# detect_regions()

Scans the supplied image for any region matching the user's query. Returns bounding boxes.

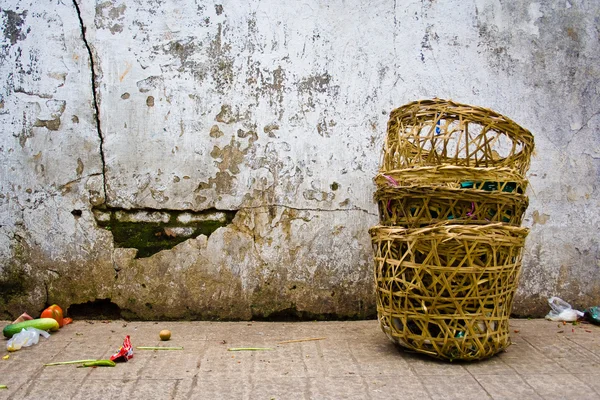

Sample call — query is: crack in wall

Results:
[73,0,107,204]
[59,172,103,190]
[239,204,378,217]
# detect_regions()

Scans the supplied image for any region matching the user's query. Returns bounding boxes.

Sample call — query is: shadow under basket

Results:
[370,224,529,361]
[375,184,529,227]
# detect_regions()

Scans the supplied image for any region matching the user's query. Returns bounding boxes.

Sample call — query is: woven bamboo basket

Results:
[374,165,529,193]
[382,99,535,176]
[370,224,529,361]
[375,184,529,227]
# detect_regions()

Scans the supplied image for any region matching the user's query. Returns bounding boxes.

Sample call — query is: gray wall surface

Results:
[0,0,598,319]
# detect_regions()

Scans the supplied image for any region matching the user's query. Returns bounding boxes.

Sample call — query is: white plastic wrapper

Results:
[7,328,51,352]
[545,296,584,322]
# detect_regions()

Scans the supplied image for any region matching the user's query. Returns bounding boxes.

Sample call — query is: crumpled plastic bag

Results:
[7,328,51,352]
[110,335,133,362]
[545,296,584,322]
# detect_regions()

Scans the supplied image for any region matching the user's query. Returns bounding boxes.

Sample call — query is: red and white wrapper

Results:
[110,335,134,362]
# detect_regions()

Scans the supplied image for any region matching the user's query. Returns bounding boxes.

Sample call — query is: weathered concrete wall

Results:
[0,0,598,319]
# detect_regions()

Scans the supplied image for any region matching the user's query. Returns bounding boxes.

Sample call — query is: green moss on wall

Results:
[0,265,27,304]
[94,207,237,258]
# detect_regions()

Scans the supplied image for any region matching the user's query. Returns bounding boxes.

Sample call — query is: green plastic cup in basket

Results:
[370,223,529,361]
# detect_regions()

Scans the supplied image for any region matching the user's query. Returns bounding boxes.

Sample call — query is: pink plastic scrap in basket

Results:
[382,175,399,214]
[382,175,399,187]
[466,202,475,217]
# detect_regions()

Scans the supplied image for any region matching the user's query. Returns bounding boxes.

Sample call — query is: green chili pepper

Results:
[44,359,98,366]
[77,360,116,368]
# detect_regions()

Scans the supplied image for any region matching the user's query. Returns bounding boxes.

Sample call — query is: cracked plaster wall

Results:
[0,0,599,319]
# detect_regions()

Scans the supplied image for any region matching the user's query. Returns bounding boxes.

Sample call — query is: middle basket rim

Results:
[369,222,530,242]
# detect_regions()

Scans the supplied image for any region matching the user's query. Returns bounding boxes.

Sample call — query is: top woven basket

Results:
[382,99,535,176]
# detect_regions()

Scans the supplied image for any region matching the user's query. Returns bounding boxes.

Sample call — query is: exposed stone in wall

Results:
[108,206,375,320]
[0,0,599,319]
[93,207,237,258]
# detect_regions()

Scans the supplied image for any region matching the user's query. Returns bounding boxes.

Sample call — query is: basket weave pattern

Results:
[375,185,529,227]
[371,225,528,360]
[374,166,529,192]
[372,98,533,361]
[382,99,534,176]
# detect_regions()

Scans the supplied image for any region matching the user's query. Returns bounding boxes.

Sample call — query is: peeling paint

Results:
[137,76,163,93]
[94,2,126,34]
[209,124,224,138]
[196,171,235,196]
[215,104,248,124]
[209,137,248,175]
[2,9,28,45]
[263,123,279,138]
[532,210,550,225]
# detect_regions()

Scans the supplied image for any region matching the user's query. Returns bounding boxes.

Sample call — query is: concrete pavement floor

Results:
[1,319,600,399]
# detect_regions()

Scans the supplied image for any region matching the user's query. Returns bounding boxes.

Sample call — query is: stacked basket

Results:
[370,99,534,361]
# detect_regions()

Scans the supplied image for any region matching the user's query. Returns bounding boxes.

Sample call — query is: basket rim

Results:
[377,165,529,178]
[383,98,535,177]
[374,166,529,190]
[369,222,530,238]
[387,98,534,148]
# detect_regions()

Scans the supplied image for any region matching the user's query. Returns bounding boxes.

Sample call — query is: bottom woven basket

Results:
[370,224,529,361]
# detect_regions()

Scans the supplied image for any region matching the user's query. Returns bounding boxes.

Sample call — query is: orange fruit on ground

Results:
[159,329,171,341]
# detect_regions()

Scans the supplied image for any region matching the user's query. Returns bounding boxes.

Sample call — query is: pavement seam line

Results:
[465,366,495,399]
[563,333,600,361]
[184,342,207,398]
[520,335,599,394]
[169,379,181,399]
[347,342,374,400]
[402,355,434,400]
[14,340,73,399]
[502,337,570,397]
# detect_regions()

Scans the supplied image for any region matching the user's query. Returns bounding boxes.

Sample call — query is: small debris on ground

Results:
[278,337,327,344]
[12,313,33,324]
[110,336,134,362]
[136,346,184,350]
[227,347,272,351]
